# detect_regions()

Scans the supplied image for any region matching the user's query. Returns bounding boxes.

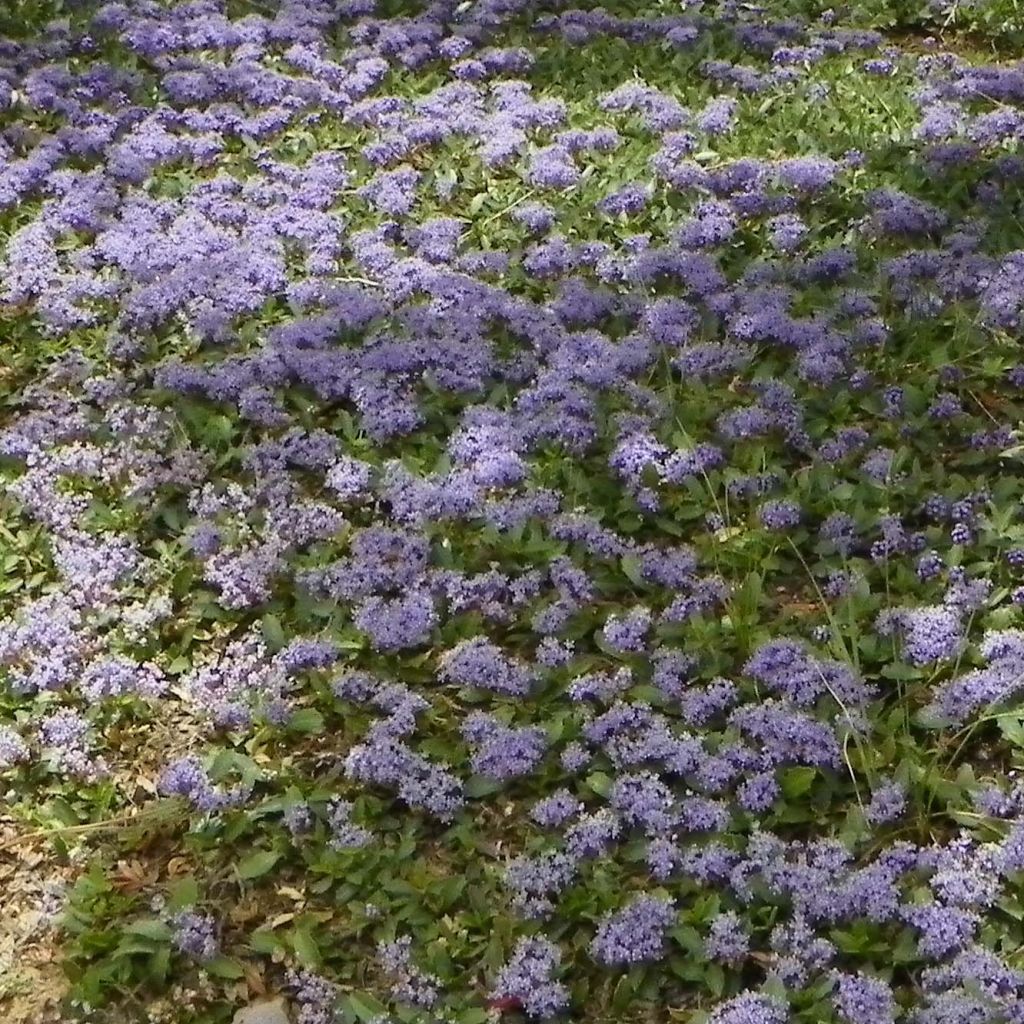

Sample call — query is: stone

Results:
[232,997,290,1024]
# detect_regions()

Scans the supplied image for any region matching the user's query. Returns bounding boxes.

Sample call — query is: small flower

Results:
[170,910,218,962]
[758,500,802,530]
[951,523,972,546]
[865,781,906,825]
[917,550,944,580]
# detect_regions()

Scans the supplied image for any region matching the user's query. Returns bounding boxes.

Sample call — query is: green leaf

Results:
[780,766,817,800]
[290,926,321,968]
[734,571,763,618]
[998,715,1024,747]
[620,554,646,588]
[204,955,245,979]
[237,850,281,880]
[166,876,199,912]
[115,940,162,961]
[147,946,171,984]
[345,992,388,1022]
[669,924,703,956]
[612,968,644,1011]
[249,930,283,955]
[289,708,325,734]
[47,797,80,828]
[261,614,286,652]
[763,973,789,1003]
[167,654,190,675]
[914,707,953,730]
[464,775,502,798]
[210,749,261,785]
[881,662,920,681]
[125,918,172,941]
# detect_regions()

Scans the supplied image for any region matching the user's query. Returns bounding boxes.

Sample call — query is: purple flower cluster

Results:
[158,755,252,812]
[377,936,441,1008]
[589,894,676,965]
[38,708,108,780]
[928,630,1024,724]
[490,937,569,1018]
[0,726,29,768]
[286,969,339,1024]
[439,637,537,696]
[170,910,219,963]
[462,712,548,780]
[326,798,371,849]
[877,605,964,666]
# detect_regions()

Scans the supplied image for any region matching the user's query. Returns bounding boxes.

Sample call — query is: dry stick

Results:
[464,188,538,240]
[335,275,382,288]
[0,811,138,853]
[784,536,857,669]
[968,388,1001,426]
[783,537,870,806]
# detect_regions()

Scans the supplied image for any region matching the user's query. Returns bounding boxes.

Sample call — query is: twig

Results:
[968,388,1000,426]
[0,812,137,853]
[335,275,382,288]
[464,189,538,239]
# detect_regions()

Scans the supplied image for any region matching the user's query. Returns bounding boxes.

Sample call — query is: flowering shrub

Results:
[4,1,1024,1022]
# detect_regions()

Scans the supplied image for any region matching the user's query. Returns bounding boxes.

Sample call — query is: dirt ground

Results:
[0,822,75,1024]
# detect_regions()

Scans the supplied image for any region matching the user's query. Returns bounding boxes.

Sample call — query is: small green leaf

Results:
[261,614,286,652]
[204,955,245,979]
[289,708,325,734]
[780,767,816,800]
[148,946,171,983]
[345,992,388,1022]
[881,662,920,681]
[585,772,612,797]
[999,715,1024,747]
[115,937,163,957]
[914,707,953,730]
[763,973,789,1003]
[464,775,502,798]
[249,930,283,955]
[612,968,644,1011]
[620,554,646,588]
[125,918,172,941]
[735,571,763,618]
[166,876,199,912]
[47,797,80,828]
[290,926,321,968]
[237,850,281,880]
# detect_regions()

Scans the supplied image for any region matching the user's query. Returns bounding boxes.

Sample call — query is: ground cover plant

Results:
[5,0,1024,1022]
